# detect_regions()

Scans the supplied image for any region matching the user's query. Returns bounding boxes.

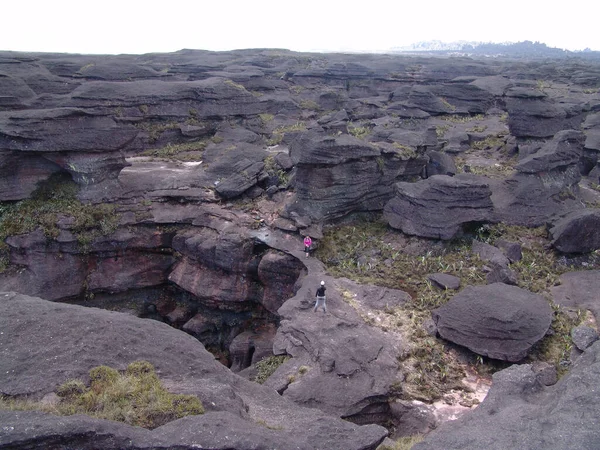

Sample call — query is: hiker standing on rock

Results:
[314,281,327,313]
[303,235,312,257]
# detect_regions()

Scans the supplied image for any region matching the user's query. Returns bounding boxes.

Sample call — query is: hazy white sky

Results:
[2,0,598,54]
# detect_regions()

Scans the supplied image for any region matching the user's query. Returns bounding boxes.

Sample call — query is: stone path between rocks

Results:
[249,227,351,320]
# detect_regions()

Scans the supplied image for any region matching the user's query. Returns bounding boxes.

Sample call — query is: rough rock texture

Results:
[287,131,428,221]
[432,283,553,361]
[549,208,600,253]
[506,88,586,138]
[266,273,406,423]
[571,326,599,351]
[427,273,461,290]
[384,174,495,240]
[414,343,600,450]
[0,292,387,450]
[551,270,600,321]
[2,49,600,446]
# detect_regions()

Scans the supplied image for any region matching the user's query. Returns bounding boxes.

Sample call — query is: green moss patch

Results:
[0,361,204,429]
[0,174,119,266]
[254,355,290,384]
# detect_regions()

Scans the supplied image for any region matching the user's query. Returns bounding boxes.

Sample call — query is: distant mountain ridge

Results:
[391,40,600,59]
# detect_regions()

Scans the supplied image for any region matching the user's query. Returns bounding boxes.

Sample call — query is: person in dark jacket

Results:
[314,280,327,313]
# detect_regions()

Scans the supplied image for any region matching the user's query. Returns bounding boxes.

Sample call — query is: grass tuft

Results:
[254,355,290,384]
[0,361,203,429]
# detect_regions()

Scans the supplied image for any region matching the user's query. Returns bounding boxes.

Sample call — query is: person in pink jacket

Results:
[303,235,312,257]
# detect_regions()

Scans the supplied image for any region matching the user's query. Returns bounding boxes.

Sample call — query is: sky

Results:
[1,0,598,55]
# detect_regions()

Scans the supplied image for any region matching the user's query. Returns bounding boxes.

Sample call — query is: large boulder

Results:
[384,174,495,240]
[432,283,553,361]
[413,343,600,450]
[0,292,387,450]
[549,208,600,253]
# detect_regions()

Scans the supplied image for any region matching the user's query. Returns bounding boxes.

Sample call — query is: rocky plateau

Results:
[1,48,600,449]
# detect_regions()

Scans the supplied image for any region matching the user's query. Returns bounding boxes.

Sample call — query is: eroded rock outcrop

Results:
[0,291,387,450]
[384,174,495,240]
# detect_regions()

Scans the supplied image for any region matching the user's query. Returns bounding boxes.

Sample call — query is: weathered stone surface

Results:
[506,95,584,139]
[384,174,495,240]
[0,292,387,450]
[516,129,584,173]
[0,108,138,152]
[493,166,583,227]
[424,150,457,177]
[270,276,404,423]
[432,283,553,361]
[551,270,600,320]
[289,131,427,220]
[0,151,61,201]
[168,257,259,309]
[485,266,518,285]
[549,209,600,253]
[257,249,305,314]
[427,273,461,290]
[571,325,599,351]
[532,361,558,386]
[414,344,600,450]
[495,239,522,262]
[471,240,510,268]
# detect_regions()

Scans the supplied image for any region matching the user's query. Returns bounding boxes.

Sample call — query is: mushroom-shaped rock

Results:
[384,174,494,240]
[549,209,600,254]
[432,283,552,362]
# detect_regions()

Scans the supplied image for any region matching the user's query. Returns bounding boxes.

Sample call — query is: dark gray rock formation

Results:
[384,174,495,240]
[494,239,522,262]
[427,273,461,290]
[506,88,586,138]
[432,283,553,361]
[424,150,457,177]
[471,240,510,267]
[516,129,584,173]
[549,208,600,253]
[551,270,600,321]
[267,276,404,423]
[288,131,427,220]
[571,326,599,351]
[493,130,586,227]
[0,292,387,450]
[413,343,600,450]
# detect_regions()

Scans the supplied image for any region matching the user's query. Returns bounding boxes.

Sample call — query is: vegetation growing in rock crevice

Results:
[0,173,120,269]
[254,355,290,384]
[0,361,204,429]
[140,140,207,161]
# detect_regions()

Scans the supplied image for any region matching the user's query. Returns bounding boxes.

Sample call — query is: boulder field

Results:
[1,49,600,448]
